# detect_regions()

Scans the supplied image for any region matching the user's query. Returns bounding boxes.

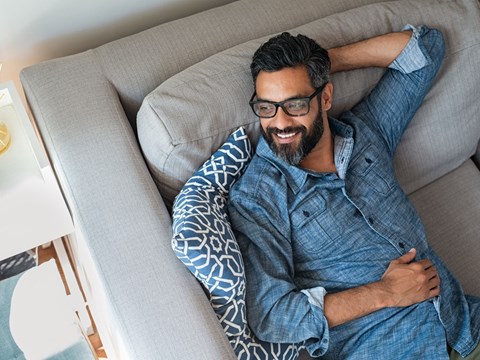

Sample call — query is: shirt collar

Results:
[256,117,354,194]
[332,119,355,180]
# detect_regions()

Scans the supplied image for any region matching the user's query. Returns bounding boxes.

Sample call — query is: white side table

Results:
[0,81,93,335]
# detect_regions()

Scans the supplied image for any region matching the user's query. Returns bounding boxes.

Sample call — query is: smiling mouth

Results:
[265,126,306,145]
[274,131,299,143]
[276,132,297,139]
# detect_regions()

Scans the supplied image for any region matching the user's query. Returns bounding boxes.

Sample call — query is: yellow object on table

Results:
[0,122,11,154]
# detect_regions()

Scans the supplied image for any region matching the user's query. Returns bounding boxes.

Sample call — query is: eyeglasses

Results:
[249,83,326,118]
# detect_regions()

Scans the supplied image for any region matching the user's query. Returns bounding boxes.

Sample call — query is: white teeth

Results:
[276,132,296,139]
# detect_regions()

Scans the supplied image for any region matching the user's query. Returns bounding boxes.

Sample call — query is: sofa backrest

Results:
[137,0,480,208]
[90,0,383,128]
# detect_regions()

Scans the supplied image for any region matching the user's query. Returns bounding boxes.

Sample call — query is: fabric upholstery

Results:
[93,0,382,126]
[172,128,303,359]
[138,0,480,209]
[21,57,238,360]
[409,159,480,297]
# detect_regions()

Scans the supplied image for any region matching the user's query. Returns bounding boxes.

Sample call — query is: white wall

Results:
[0,0,235,95]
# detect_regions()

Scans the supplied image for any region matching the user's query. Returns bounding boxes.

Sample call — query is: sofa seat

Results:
[409,159,480,297]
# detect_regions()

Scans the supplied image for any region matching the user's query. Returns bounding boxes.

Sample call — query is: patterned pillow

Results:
[172,127,303,360]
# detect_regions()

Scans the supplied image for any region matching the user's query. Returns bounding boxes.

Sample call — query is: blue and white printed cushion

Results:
[171,127,303,360]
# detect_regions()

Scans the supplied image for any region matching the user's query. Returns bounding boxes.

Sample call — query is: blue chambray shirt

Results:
[229,25,480,359]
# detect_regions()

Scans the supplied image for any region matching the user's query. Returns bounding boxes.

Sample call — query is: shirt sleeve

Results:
[301,287,328,310]
[228,194,330,357]
[348,25,445,156]
[388,24,432,74]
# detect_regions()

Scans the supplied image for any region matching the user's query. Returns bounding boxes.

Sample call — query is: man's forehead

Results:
[255,66,314,101]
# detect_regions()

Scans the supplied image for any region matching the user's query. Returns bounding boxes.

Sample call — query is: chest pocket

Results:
[350,144,395,196]
[290,194,341,255]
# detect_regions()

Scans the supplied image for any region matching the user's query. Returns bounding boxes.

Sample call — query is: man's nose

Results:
[270,106,293,130]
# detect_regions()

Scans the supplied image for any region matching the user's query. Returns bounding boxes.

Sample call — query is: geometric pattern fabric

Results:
[0,251,36,281]
[172,127,303,359]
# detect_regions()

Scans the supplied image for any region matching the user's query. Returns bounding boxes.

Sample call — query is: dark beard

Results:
[261,111,324,165]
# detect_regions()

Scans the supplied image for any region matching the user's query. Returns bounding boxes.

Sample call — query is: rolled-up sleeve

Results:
[229,195,330,357]
[350,24,445,155]
[388,24,432,73]
[301,287,328,310]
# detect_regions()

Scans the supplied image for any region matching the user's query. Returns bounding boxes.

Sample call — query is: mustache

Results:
[266,126,307,136]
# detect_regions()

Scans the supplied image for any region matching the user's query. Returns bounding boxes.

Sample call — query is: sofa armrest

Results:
[20,52,236,360]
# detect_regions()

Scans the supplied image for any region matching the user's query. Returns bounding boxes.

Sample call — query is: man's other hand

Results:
[379,248,441,307]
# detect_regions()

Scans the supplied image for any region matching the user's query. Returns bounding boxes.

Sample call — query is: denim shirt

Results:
[229,25,480,359]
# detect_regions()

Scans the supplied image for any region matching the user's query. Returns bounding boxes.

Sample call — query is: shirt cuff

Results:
[301,286,327,309]
[301,287,330,357]
[388,24,432,74]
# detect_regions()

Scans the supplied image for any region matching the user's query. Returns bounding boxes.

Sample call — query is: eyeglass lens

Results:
[253,99,310,117]
[250,84,325,118]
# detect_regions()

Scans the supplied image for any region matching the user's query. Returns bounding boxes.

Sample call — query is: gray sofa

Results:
[21,0,480,359]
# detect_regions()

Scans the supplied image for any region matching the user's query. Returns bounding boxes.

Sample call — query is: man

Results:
[228,25,480,359]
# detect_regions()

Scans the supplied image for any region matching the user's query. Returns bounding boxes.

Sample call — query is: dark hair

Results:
[251,32,330,89]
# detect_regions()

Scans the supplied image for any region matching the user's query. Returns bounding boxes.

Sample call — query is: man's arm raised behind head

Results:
[330,25,445,156]
[328,30,413,73]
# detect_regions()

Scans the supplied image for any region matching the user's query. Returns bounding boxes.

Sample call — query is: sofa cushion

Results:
[172,127,304,359]
[138,0,480,208]
[409,159,480,297]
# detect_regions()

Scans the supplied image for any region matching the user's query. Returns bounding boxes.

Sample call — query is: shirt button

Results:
[399,242,405,249]
[368,217,374,225]
[354,209,362,218]
[303,210,310,217]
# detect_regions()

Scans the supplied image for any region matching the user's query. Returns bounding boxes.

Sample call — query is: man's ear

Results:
[322,83,334,111]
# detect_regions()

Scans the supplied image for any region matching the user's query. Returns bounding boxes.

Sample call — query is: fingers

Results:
[428,272,441,297]
[416,258,434,269]
[427,268,438,282]
[415,260,441,286]
[412,260,441,298]
[428,268,441,291]
[382,250,442,307]
[430,284,441,297]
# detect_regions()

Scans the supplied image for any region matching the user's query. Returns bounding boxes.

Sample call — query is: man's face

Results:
[255,66,325,165]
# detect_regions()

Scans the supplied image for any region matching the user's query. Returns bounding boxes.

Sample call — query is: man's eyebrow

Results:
[255,93,310,102]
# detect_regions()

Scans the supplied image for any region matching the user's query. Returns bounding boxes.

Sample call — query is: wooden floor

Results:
[38,243,107,359]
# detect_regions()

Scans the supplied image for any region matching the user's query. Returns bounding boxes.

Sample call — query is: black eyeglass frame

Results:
[249,83,327,118]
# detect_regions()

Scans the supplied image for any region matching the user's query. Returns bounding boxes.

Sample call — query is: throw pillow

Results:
[172,127,304,360]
